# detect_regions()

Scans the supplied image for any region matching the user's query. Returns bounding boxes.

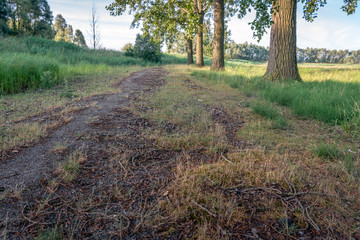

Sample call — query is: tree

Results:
[133,34,161,62]
[211,0,225,70]
[89,4,100,49]
[106,0,212,67]
[5,0,53,37]
[264,0,359,81]
[0,0,9,34]
[264,0,300,81]
[53,14,66,41]
[31,0,54,38]
[7,0,32,34]
[64,24,73,42]
[121,42,134,57]
[74,29,87,47]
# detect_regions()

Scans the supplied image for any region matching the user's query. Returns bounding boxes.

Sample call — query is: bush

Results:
[133,34,162,62]
[121,43,134,57]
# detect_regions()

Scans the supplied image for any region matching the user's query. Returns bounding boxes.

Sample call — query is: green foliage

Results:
[0,0,9,34]
[314,143,344,161]
[54,14,67,42]
[73,29,87,48]
[6,0,53,37]
[226,41,269,61]
[133,34,162,62]
[121,43,134,57]
[0,53,60,94]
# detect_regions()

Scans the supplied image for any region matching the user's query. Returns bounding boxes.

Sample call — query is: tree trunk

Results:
[186,38,194,65]
[264,0,301,81]
[211,0,225,70]
[196,0,204,67]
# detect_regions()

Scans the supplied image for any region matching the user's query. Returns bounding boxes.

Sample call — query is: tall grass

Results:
[0,36,187,94]
[0,53,60,94]
[193,63,360,129]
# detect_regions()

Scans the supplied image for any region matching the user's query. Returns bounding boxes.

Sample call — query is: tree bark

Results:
[264,0,301,81]
[196,0,204,67]
[186,38,194,65]
[211,0,225,71]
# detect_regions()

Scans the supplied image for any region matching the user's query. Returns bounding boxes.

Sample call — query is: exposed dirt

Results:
[0,68,216,239]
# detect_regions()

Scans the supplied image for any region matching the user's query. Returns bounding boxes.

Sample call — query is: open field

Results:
[0,51,360,239]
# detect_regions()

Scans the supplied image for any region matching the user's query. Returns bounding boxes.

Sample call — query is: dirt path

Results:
[1,68,193,239]
[0,68,166,190]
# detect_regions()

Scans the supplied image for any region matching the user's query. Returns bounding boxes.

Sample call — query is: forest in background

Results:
[170,40,360,64]
[0,0,87,47]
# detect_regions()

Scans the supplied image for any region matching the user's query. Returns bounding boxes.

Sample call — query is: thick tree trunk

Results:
[196,0,204,67]
[264,0,301,81]
[211,0,225,70]
[186,38,194,65]
[196,22,204,66]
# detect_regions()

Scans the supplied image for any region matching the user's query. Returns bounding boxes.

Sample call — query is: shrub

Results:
[133,34,162,62]
[121,43,134,57]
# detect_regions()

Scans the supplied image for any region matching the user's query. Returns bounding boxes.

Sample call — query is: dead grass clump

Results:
[54,148,87,182]
[0,123,46,153]
[155,150,360,239]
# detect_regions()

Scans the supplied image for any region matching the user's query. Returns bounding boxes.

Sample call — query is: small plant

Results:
[36,227,62,240]
[55,148,87,182]
[314,142,344,161]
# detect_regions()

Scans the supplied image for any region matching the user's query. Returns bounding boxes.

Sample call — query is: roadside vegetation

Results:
[0,36,184,94]
[192,63,360,134]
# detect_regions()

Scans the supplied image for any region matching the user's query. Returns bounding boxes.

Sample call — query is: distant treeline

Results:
[0,0,87,47]
[225,42,360,64]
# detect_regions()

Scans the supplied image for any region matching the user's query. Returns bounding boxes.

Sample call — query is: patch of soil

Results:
[210,107,248,148]
[183,79,204,90]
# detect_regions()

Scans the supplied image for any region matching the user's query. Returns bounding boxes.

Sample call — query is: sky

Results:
[47,0,360,51]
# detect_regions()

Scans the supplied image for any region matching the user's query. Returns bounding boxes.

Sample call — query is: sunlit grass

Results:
[193,61,360,132]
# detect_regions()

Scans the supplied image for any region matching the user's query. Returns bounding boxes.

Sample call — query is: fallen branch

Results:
[191,200,217,218]
[221,154,235,165]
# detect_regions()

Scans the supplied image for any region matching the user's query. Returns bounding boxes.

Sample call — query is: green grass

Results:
[314,142,344,161]
[0,36,187,95]
[251,101,289,129]
[0,53,60,94]
[192,62,360,132]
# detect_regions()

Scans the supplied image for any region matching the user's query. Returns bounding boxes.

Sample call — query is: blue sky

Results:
[48,0,360,51]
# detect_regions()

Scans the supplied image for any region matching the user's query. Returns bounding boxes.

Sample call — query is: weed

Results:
[54,148,87,182]
[314,142,344,161]
[36,226,62,240]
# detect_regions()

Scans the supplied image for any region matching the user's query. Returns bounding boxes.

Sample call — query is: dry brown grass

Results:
[54,148,87,182]
[132,65,360,239]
